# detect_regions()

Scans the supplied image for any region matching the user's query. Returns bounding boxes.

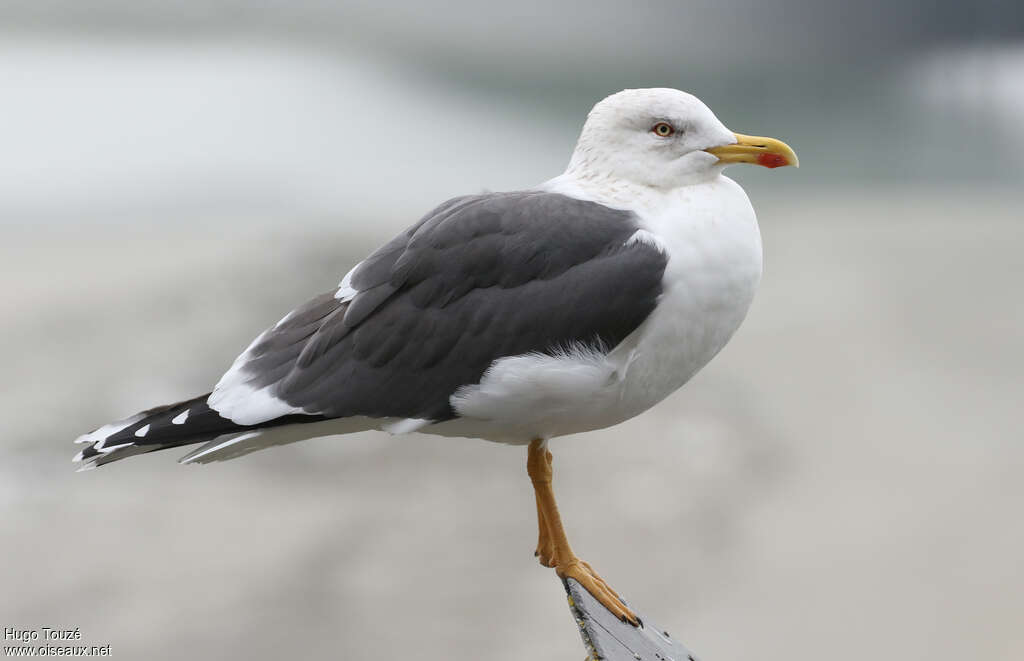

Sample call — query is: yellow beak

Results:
[704,133,799,169]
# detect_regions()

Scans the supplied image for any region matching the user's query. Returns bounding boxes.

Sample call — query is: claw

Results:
[558,561,639,627]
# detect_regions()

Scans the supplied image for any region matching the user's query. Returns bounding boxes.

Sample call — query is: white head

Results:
[566,88,797,189]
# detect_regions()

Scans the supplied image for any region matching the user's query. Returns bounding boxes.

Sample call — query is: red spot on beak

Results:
[757,153,788,168]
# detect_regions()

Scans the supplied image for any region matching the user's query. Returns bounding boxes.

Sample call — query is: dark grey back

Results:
[240,191,669,421]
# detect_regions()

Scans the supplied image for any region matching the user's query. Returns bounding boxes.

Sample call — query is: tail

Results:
[72,394,241,470]
[71,394,338,471]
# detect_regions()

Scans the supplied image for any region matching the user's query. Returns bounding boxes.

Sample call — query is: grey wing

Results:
[208,191,669,425]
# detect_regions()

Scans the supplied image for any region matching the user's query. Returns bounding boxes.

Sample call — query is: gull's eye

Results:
[652,122,675,137]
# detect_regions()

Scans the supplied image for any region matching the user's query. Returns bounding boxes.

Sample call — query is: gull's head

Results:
[567,88,798,188]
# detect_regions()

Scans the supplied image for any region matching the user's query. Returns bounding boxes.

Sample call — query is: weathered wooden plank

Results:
[563,578,701,661]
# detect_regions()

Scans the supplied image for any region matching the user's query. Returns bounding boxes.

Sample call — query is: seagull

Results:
[72,88,796,625]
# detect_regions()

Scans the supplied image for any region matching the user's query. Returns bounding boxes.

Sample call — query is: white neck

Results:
[541,162,727,214]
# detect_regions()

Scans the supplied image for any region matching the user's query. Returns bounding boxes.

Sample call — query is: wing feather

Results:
[209,191,668,425]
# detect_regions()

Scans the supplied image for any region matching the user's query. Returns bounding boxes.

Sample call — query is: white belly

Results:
[434,176,762,444]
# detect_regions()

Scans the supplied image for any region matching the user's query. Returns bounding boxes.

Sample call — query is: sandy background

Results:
[2,3,1023,660]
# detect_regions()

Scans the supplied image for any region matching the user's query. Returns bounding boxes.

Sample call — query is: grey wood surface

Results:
[563,578,700,661]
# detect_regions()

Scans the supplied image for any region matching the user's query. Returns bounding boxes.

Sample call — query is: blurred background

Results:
[2,2,1022,659]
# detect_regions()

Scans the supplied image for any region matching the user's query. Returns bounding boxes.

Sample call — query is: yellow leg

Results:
[527,439,639,626]
[534,490,556,568]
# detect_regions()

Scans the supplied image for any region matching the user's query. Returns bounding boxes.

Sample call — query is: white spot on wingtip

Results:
[134,424,151,438]
[171,409,189,425]
[73,413,144,445]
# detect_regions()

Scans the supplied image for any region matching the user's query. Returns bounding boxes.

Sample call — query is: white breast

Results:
[433,175,762,445]
[610,175,762,418]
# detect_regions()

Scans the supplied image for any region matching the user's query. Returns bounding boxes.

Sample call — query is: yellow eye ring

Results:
[652,122,674,137]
